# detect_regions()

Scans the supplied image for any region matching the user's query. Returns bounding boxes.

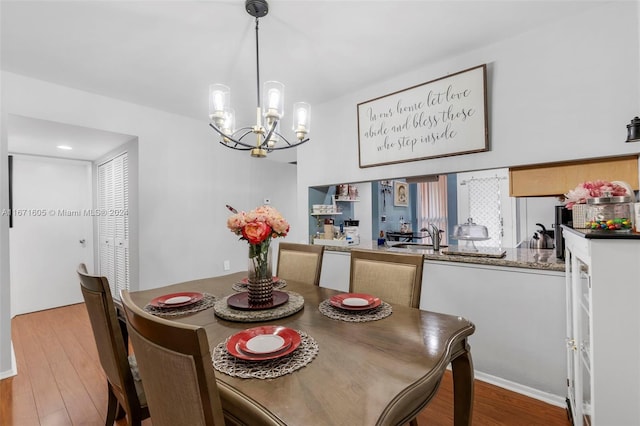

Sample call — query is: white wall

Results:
[9,155,94,315]
[0,71,13,377]
[296,2,640,235]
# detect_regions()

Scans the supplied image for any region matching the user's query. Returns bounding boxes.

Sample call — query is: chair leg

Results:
[105,384,118,426]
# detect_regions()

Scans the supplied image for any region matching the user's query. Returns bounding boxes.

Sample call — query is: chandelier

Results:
[209,0,311,158]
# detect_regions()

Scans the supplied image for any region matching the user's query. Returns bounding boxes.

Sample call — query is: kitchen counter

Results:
[317,240,565,272]
[562,225,640,240]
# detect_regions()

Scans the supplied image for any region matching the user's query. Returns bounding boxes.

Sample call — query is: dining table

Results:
[127,271,476,426]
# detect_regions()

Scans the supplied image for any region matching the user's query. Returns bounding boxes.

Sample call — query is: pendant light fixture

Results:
[209,0,311,158]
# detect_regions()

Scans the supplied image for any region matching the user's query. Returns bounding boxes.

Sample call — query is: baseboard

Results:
[474,370,566,408]
[0,342,17,380]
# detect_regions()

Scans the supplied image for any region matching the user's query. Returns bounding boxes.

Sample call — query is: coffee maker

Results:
[554,205,572,259]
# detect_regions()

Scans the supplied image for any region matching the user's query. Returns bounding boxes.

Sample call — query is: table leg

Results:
[451,347,474,426]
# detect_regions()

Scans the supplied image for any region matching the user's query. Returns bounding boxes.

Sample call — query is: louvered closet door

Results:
[97,152,129,299]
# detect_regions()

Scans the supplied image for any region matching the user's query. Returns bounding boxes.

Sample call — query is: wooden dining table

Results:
[128,271,476,426]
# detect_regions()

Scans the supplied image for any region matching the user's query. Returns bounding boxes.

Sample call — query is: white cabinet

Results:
[563,227,640,425]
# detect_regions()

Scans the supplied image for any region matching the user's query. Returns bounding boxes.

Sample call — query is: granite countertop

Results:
[320,240,566,272]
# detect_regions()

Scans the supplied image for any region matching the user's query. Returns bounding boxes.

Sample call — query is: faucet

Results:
[422,224,443,251]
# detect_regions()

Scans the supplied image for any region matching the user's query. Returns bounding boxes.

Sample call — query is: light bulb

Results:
[208,84,230,121]
[263,81,284,120]
[222,109,235,133]
[296,107,308,127]
[293,102,310,139]
[212,91,225,111]
[268,88,281,110]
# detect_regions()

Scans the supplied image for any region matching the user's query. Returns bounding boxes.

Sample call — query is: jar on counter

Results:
[586,193,634,232]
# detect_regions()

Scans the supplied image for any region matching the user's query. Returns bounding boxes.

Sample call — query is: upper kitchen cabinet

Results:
[509,156,639,197]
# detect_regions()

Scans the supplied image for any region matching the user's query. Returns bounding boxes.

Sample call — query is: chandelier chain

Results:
[255,18,261,110]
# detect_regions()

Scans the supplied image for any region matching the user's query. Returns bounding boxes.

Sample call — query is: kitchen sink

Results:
[389,243,448,249]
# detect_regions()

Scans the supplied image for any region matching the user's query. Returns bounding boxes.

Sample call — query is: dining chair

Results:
[77,264,150,426]
[120,290,285,426]
[349,250,424,425]
[276,242,325,286]
[349,249,424,309]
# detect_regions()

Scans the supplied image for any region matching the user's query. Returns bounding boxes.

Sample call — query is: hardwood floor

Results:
[1,303,571,426]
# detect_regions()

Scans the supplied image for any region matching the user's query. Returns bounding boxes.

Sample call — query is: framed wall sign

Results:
[394,181,408,207]
[357,64,488,168]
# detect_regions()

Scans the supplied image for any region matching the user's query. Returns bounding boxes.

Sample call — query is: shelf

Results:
[333,196,360,202]
[311,212,342,216]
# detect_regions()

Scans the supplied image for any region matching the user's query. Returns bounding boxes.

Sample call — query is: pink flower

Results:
[271,218,290,236]
[227,205,290,244]
[242,221,272,244]
[564,180,630,209]
[226,212,247,234]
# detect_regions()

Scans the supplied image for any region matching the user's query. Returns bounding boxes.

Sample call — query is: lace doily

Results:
[212,331,318,379]
[318,299,393,322]
[232,278,287,292]
[213,291,304,323]
[143,293,217,318]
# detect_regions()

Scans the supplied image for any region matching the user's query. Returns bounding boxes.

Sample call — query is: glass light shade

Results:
[263,81,284,120]
[209,84,230,120]
[293,102,311,138]
[266,121,280,148]
[221,108,235,134]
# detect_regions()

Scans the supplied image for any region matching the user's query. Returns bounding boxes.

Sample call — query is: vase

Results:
[247,241,273,305]
[572,204,587,229]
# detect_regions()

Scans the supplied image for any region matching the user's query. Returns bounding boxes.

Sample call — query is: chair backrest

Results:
[276,242,325,286]
[120,290,226,426]
[77,264,147,422]
[349,249,424,308]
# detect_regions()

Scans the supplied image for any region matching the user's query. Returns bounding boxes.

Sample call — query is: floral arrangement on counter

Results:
[563,180,629,209]
[227,205,290,281]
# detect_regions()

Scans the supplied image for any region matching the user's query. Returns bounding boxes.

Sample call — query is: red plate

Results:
[240,276,280,284]
[226,326,301,361]
[149,292,204,308]
[329,293,381,311]
[227,291,289,310]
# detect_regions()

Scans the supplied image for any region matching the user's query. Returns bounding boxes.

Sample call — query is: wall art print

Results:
[357,64,488,168]
[394,181,408,207]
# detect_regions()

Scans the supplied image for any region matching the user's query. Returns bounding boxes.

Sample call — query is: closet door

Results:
[97,152,129,299]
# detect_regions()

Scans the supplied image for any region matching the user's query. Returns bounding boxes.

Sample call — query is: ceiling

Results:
[1,0,609,160]
[7,115,135,161]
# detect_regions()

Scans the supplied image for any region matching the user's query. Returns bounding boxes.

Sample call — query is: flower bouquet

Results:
[563,180,629,209]
[564,180,630,229]
[227,205,289,305]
